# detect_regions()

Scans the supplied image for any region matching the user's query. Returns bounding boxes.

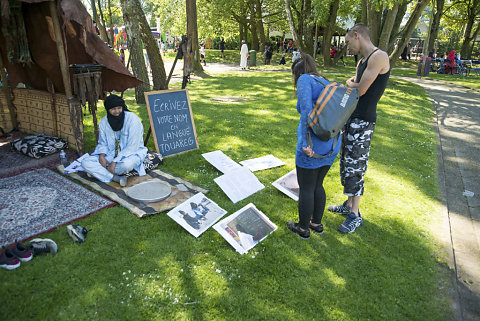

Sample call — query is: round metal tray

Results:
[126,180,172,203]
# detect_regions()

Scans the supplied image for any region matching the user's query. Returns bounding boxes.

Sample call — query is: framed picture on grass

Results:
[167,193,227,238]
[213,203,277,254]
[272,169,299,201]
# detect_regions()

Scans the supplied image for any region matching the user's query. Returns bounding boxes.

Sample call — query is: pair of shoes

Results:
[12,242,33,262]
[0,248,20,270]
[286,221,310,239]
[0,242,34,270]
[309,222,324,234]
[29,239,58,256]
[328,201,351,215]
[338,212,363,234]
[67,225,89,243]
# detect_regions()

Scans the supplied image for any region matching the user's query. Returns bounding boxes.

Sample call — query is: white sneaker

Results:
[67,225,88,243]
[29,238,58,255]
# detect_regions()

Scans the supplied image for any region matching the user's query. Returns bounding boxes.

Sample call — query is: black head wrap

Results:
[104,94,129,131]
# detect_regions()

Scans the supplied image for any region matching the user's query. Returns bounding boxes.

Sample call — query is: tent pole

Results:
[49,0,84,154]
[0,53,18,130]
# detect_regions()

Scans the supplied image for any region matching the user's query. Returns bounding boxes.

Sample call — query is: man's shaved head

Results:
[346,23,371,40]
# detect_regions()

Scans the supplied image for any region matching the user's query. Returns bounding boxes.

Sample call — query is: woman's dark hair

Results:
[291,53,321,88]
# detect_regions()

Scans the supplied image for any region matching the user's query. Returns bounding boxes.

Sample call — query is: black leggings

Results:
[296,165,331,229]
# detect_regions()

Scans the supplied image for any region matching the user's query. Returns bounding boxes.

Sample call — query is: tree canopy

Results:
[83,0,480,65]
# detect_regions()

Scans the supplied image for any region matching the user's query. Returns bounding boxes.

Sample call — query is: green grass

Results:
[1,71,452,320]
[390,60,480,91]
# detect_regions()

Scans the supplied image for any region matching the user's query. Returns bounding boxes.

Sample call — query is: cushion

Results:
[125,150,163,177]
[10,134,68,159]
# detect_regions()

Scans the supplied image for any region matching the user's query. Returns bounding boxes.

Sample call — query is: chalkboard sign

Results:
[145,89,199,157]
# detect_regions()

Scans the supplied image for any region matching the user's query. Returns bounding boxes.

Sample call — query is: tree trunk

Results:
[460,3,480,58]
[388,0,408,53]
[427,0,444,55]
[96,0,108,42]
[421,3,435,76]
[284,0,303,52]
[468,38,477,57]
[186,0,203,73]
[378,3,399,51]
[238,22,246,43]
[256,0,266,52]
[389,0,430,66]
[367,1,382,46]
[250,21,259,51]
[303,0,314,54]
[133,0,167,90]
[107,0,114,45]
[120,0,149,104]
[361,0,368,24]
[322,0,339,66]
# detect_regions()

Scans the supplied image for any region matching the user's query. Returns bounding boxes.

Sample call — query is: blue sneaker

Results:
[328,201,351,215]
[338,212,363,234]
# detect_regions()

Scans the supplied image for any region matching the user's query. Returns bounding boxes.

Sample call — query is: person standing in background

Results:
[220,38,225,58]
[240,40,248,70]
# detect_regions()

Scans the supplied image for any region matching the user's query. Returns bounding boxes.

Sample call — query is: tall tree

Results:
[302,0,314,54]
[186,0,204,73]
[389,0,430,66]
[377,3,399,51]
[284,0,304,51]
[459,0,480,57]
[133,0,168,90]
[248,0,260,50]
[427,0,445,54]
[255,0,266,52]
[120,0,149,104]
[96,0,109,42]
[366,1,382,46]
[107,0,115,45]
[387,0,408,53]
[322,0,339,66]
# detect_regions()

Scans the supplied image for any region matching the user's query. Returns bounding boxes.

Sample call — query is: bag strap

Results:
[306,131,339,159]
[309,75,331,121]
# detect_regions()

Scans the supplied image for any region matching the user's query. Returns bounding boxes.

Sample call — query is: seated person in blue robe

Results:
[82,94,148,187]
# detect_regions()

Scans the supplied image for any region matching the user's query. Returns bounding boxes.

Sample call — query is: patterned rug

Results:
[0,168,115,247]
[69,169,209,218]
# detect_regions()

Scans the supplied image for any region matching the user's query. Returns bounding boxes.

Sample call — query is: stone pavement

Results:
[399,77,480,321]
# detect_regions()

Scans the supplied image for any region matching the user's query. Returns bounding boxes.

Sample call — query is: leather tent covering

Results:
[0,0,142,93]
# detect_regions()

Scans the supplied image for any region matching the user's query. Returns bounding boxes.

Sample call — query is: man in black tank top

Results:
[328,23,390,234]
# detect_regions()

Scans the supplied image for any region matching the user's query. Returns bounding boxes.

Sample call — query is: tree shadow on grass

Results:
[44,207,449,321]
[36,72,455,320]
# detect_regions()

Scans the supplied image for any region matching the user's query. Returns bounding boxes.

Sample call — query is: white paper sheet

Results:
[167,193,227,238]
[64,153,90,174]
[271,169,299,201]
[239,155,285,172]
[202,150,242,174]
[214,167,264,203]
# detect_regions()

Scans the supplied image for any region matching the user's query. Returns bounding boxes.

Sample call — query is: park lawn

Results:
[0,71,453,320]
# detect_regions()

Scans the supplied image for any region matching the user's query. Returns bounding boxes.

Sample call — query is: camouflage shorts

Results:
[340,118,375,196]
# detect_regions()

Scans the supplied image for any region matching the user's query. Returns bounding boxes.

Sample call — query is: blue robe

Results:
[82,111,148,183]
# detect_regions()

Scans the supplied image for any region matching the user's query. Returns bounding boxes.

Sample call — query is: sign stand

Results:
[144,89,198,157]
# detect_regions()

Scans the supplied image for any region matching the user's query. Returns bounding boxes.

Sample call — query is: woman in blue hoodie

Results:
[286,54,341,239]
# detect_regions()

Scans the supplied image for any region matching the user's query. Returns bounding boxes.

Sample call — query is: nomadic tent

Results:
[0,0,142,153]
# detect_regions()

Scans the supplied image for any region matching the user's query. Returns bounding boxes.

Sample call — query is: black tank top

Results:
[351,49,390,122]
